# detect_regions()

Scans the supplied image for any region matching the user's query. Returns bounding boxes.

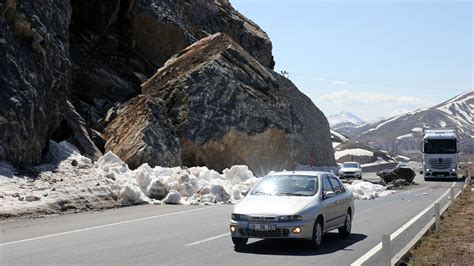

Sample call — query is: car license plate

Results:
[249,223,276,231]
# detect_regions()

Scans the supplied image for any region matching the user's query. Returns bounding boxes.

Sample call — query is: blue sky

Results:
[231,0,472,120]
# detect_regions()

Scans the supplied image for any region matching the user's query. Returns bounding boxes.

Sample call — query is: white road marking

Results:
[351,182,456,266]
[0,205,218,247]
[185,232,230,247]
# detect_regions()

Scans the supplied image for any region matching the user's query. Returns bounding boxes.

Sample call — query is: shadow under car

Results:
[233,232,367,256]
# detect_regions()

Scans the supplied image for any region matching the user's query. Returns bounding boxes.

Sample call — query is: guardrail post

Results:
[382,234,391,266]
[434,202,441,233]
[450,187,455,204]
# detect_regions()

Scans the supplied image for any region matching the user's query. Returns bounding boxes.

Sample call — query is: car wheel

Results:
[232,237,248,247]
[338,211,352,237]
[310,219,323,249]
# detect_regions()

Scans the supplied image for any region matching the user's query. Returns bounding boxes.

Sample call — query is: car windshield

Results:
[251,175,318,196]
[343,163,358,168]
[424,139,457,154]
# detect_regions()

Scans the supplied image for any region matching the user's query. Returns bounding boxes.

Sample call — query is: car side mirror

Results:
[324,191,336,199]
[419,170,423,174]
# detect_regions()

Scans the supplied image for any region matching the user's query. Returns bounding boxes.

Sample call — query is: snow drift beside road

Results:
[0,141,260,217]
[345,180,395,200]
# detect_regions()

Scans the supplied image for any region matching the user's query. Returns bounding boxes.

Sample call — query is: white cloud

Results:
[319,90,421,105]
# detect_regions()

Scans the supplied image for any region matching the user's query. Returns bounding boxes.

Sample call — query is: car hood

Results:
[233,195,315,216]
[340,167,360,172]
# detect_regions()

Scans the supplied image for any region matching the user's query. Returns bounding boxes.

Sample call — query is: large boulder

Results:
[106,33,299,175]
[0,1,72,165]
[275,74,336,166]
[377,166,416,184]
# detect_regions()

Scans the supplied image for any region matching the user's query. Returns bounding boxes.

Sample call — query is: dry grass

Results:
[408,184,474,265]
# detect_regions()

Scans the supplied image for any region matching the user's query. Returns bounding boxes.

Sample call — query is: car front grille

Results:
[342,172,355,175]
[239,228,290,238]
[248,216,277,222]
[429,158,452,169]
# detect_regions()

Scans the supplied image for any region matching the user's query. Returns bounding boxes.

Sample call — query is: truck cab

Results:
[422,128,459,181]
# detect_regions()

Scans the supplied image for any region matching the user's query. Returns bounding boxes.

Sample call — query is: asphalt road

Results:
[0,174,464,265]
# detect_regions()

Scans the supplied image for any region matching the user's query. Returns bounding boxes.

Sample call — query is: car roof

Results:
[267,171,332,177]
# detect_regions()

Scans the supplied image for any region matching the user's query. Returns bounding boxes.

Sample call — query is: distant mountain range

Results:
[336,91,474,158]
[328,111,365,128]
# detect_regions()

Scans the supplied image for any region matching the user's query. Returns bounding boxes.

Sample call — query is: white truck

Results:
[421,128,459,181]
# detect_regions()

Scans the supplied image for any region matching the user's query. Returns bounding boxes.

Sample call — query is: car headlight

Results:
[231,213,249,221]
[278,215,302,222]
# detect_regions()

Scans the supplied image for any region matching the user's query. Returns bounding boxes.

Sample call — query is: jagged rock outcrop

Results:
[129,0,274,68]
[0,1,72,165]
[275,74,336,166]
[62,101,103,160]
[106,33,299,175]
[67,0,275,135]
[105,95,182,169]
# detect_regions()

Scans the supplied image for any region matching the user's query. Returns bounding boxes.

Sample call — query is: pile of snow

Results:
[0,141,261,218]
[94,151,260,205]
[335,148,374,160]
[345,180,395,200]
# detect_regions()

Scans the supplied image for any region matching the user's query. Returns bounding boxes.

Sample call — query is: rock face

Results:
[67,0,275,136]
[0,1,72,165]
[62,101,103,160]
[129,0,274,68]
[275,74,336,166]
[106,33,299,175]
[105,95,181,169]
[0,0,335,175]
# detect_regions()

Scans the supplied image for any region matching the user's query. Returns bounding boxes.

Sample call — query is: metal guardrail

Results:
[381,173,472,266]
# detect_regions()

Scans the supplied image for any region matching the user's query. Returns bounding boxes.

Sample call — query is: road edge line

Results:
[351,182,455,266]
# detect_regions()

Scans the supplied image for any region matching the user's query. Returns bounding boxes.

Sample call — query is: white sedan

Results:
[339,162,363,179]
[229,171,354,249]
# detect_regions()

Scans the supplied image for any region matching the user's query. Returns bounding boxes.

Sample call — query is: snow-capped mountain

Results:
[338,91,474,157]
[328,111,365,128]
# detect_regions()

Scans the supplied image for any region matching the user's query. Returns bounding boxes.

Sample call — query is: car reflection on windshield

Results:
[251,175,319,196]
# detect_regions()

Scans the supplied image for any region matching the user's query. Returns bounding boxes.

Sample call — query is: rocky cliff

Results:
[275,74,336,166]
[0,0,335,173]
[106,33,300,175]
[0,1,72,165]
